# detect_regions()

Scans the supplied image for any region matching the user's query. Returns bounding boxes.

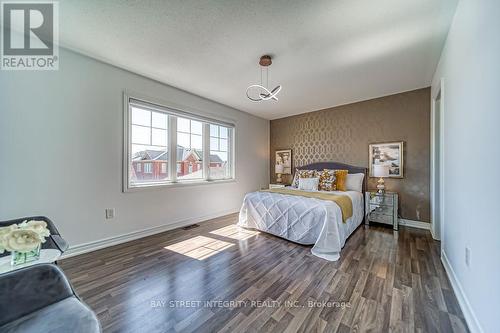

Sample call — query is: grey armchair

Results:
[0,264,101,332]
[0,216,68,258]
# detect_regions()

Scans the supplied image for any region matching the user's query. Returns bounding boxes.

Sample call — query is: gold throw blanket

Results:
[262,188,353,223]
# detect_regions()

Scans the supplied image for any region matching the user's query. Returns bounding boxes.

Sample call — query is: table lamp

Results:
[373,164,390,193]
[275,164,284,183]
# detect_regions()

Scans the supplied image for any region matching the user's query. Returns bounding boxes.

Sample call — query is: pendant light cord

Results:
[267,67,269,89]
[260,66,270,89]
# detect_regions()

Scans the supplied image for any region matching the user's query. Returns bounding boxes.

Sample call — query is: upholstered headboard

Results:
[298,162,368,194]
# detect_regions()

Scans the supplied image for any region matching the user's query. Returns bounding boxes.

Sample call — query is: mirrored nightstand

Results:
[365,191,399,230]
[269,184,286,189]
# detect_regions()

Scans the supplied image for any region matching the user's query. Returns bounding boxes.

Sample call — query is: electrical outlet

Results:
[105,208,115,219]
[465,247,471,267]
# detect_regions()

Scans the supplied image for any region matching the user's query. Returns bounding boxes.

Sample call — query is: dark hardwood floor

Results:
[60,214,468,333]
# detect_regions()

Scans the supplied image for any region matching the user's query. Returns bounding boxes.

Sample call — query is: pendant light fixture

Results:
[246,55,282,102]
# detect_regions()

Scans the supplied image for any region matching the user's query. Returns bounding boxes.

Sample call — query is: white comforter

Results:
[237,188,364,261]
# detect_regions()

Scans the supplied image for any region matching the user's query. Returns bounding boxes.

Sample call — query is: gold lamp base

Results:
[376,177,385,194]
[276,173,282,183]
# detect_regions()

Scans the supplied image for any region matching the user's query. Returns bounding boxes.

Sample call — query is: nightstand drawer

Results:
[368,212,393,225]
[368,204,393,216]
[368,194,394,206]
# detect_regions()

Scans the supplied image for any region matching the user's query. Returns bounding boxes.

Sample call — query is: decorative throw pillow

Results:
[318,169,336,191]
[291,169,300,188]
[334,170,349,191]
[298,177,319,191]
[292,169,318,188]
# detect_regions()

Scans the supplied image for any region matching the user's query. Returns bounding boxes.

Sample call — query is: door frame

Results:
[430,78,445,244]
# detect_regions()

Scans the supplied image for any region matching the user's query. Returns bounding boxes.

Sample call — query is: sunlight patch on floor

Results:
[209,224,260,241]
[164,236,234,260]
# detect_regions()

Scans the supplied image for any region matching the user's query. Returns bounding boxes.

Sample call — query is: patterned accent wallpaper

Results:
[270,88,430,222]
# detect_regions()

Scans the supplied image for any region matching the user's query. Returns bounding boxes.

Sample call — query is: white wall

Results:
[431,0,500,332]
[0,49,269,250]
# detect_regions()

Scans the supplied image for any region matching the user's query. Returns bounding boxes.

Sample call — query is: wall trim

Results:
[429,224,436,239]
[441,250,483,333]
[61,209,239,259]
[430,77,445,242]
[398,218,431,230]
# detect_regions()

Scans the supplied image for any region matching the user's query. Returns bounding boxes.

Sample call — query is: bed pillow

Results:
[345,173,365,192]
[298,177,319,191]
[292,169,318,188]
[334,170,349,191]
[318,169,336,191]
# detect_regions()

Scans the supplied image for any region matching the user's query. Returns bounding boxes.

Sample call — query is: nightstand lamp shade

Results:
[275,164,284,183]
[373,164,390,193]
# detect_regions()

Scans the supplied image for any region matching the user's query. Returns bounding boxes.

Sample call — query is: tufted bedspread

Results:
[237,188,364,261]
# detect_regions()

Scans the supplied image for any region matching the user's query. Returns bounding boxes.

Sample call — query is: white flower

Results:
[0,225,18,253]
[0,220,50,254]
[4,229,42,252]
[19,220,50,241]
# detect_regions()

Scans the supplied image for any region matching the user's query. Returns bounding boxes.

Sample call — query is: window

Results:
[209,124,231,179]
[177,117,203,180]
[130,104,168,185]
[125,97,234,190]
[143,163,152,173]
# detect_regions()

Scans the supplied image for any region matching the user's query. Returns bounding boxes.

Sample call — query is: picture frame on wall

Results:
[369,141,404,178]
[275,149,292,174]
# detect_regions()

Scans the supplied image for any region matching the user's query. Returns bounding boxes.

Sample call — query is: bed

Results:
[238,162,367,261]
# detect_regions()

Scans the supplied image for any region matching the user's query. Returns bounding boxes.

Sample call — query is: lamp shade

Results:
[373,164,390,178]
[275,164,284,174]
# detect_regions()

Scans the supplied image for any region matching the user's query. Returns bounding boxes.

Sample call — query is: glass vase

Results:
[11,244,41,266]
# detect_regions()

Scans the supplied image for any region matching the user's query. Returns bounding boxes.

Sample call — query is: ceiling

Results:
[59,0,458,119]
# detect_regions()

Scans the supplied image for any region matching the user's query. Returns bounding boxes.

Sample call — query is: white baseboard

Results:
[429,224,440,240]
[61,209,239,259]
[398,218,431,230]
[441,250,483,333]
[429,225,436,238]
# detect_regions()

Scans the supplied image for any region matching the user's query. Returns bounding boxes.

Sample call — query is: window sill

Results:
[124,178,236,192]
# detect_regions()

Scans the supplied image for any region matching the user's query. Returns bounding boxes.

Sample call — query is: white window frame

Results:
[208,124,232,180]
[123,92,236,192]
[176,117,204,180]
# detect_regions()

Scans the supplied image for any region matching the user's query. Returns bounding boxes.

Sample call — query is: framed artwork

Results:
[369,141,404,178]
[275,149,292,174]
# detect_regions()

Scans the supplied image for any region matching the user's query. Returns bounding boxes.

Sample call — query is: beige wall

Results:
[270,88,430,222]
